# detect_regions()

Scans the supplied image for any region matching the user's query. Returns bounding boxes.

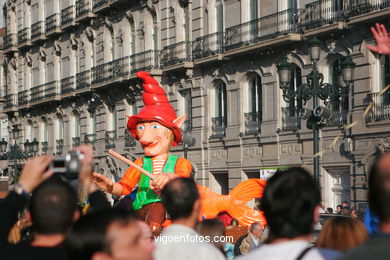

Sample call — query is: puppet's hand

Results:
[91,172,114,193]
[150,172,178,191]
[367,23,390,55]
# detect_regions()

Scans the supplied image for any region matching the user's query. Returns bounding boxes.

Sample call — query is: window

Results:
[58,117,64,140]
[329,58,349,111]
[379,55,390,105]
[211,81,227,138]
[75,113,81,138]
[179,89,192,133]
[245,74,262,134]
[287,64,302,116]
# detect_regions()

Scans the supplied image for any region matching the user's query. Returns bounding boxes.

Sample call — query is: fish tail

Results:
[229,178,266,202]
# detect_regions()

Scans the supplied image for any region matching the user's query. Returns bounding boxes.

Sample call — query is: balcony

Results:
[30,81,59,103]
[282,107,301,132]
[4,94,16,109]
[211,116,226,139]
[224,9,300,51]
[56,139,64,155]
[130,50,160,73]
[61,76,76,95]
[192,32,223,60]
[325,110,348,127]
[41,141,49,154]
[31,21,45,41]
[76,70,91,90]
[44,81,59,98]
[84,134,96,145]
[91,56,130,85]
[366,91,390,122]
[244,112,261,135]
[18,90,29,106]
[4,34,17,52]
[161,41,191,67]
[302,0,345,30]
[61,5,75,29]
[348,0,390,18]
[76,0,93,20]
[18,28,31,47]
[30,85,45,102]
[72,137,81,147]
[92,0,109,12]
[45,13,61,36]
[105,130,116,149]
[125,131,136,148]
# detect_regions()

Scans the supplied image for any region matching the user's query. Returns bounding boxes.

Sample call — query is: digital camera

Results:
[49,151,84,179]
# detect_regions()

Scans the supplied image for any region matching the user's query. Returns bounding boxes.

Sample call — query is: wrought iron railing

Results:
[366,91,390,122]
[84,134,96,144]
[45,81,59,98]
[41,141,49,154]
[4,34,17,49]
[61,5,75,25]
[45,13,60,32]
[105,130,116,149]
[91,62,112,84]
[72,137,81,147]
[192,32,223,60]
[56,139,64,155]
[224,9,300,51]
[130,50,159,73]
[211,116,227,139]
[348,0,390,17]
[326,109,348,127]
[30,85,45,102]
[31,21,44,39]
[93,0,108,9]
[18,90,29,106]
[61,76,76,94]
[18,28,30,44]
[160,41,191,67]
[76,0,92,17]
[76,70,91,89]
[4,94,15,108]
[282,107,301,131]
[244,112,261,135]
[91,56,130,84]
[302,0,345,30]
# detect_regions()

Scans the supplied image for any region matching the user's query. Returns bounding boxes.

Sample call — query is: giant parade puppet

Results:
[92,71,267,229]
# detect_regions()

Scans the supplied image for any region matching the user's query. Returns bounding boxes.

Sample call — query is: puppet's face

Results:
[136,121,174,156]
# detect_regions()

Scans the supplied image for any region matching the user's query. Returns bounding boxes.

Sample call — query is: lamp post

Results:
[277,37,355,184]
[0,125,38,182]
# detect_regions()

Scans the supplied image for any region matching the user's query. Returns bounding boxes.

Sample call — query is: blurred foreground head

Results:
[369,152,390,223]
[66,208,154,260]
[261,167,321,240]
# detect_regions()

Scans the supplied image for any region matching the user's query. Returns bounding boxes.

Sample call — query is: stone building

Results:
[2,0,390,211]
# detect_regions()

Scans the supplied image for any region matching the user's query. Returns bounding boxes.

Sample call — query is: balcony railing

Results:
[76,0,92,17]
[76,70,91,90]
[244,112,261,135]
[105,130,116,149]
[30,81,58,102]
[18,28,30,44]
[211,116,227,139]
[61,5,75,26]
[41,141,49,154]
[84,134,96,144]
[161,41,191,67]
[130,50,159,73]
[91,57,130,84]
[125,131,137,148]
[282,107,301,131]
[192,32,223,60]
[93,0,108,9]
[18,90,29,106]
[366,91,390,122]
[31,21,45,39]
[72,137,81,147]
[44,81,59,98]
[302,0,345,30]
[45,13,60,33]
[224,9,300,51]
[348,0,390,17]
[30,85,45,102]
[4,34,17,49]
[61,76,76,94]
[326,109,348,127]
[56,139,64,155]
[4,94,15,108]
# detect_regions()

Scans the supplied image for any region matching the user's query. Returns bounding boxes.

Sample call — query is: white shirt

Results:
[154,224,226,260]
[250,234,259,247]
[238,240,340,260]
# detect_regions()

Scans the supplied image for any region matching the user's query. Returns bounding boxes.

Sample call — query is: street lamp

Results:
[277,37,355,184]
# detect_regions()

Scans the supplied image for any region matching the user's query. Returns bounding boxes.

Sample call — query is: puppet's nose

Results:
[139,127,156,145]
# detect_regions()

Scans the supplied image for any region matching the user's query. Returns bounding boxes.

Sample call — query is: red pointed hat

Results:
[127,71,182,146]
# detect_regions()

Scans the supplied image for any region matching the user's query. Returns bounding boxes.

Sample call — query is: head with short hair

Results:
[250,222,263,239]
[368,152,390,223]
[66,208,151,260]
[327,207,333,213]
[316,216,367,251]
[161,177,200,221]
[196,218,226,254]
[261,167,321,240]
[29,179,78,235]
[336,205,342,213]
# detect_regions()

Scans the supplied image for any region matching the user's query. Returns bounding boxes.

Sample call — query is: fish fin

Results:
[229,179,266,203]
[227,203,267,227]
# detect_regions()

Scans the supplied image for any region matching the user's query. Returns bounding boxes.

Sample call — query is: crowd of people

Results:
[0,144,389,260]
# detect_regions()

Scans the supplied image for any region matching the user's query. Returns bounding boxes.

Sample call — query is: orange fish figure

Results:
[198,179,267,227]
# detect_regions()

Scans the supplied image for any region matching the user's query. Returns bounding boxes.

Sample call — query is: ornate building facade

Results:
[2,0,390,212]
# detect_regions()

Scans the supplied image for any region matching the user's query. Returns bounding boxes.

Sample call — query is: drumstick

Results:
[108,149,155,180]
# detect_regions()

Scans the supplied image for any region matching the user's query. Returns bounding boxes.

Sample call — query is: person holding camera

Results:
[0,145,107,260]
